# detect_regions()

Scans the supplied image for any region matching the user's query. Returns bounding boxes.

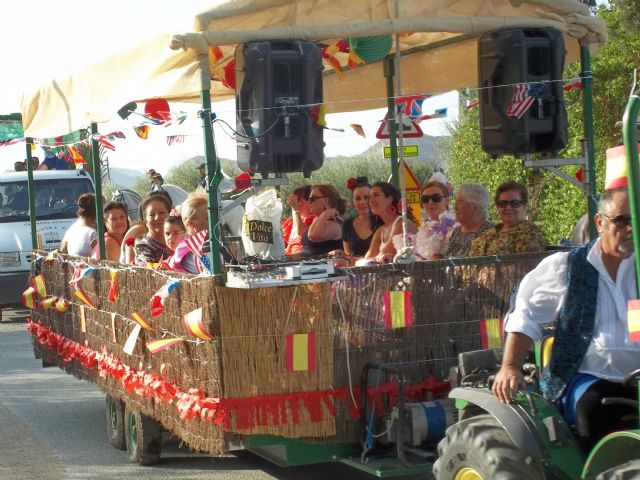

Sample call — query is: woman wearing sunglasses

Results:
[414,178,457,259]
[469,181,547,257]
[300,184,347,258]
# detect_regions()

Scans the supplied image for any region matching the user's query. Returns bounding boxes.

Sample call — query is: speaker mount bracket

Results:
[522,154,587,191]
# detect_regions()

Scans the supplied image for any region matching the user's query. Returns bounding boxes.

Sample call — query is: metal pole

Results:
[580,46,598,240]
[25,139,38,248]
[384,56,399,187]
[90,123,106,258]
[201,83,222,275]
[622,93,640,295]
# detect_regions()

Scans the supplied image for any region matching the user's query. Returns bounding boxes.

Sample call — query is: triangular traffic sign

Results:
[387,161,421,190]
[376,117,423,139]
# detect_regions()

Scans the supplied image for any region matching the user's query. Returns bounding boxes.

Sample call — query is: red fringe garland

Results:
[28,320,450,431]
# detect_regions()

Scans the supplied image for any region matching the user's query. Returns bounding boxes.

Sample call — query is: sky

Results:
[0,1,458,177]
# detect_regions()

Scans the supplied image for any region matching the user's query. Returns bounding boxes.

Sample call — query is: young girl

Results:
[164,215,186,252]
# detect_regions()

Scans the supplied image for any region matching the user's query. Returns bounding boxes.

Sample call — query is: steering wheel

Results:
[622,367,640,388]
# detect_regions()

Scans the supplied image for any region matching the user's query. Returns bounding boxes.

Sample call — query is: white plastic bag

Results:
[241,188,285,260]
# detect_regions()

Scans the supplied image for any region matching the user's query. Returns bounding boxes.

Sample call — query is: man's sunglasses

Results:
[496,199,525,209]
[603,213,632,228]
[308,195,328,203]
[421,193,444,204]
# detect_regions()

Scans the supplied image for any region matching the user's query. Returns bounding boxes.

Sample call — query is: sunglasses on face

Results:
[308,195,328,203]
[603,213,632,228]
[421,193,444,204]
[496,199,524,209]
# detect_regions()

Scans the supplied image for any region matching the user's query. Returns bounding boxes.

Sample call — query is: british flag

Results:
[395,95,427,118]
[506,82,545,119]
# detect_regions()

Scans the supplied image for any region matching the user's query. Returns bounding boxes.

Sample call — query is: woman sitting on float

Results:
[168,190,211,274]
[341,176,379,261]
[445,183,494,258]
[299,184,347,258]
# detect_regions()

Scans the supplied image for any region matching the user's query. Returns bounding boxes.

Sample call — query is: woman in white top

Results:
[60,193,98,257]
[365,182,417,263]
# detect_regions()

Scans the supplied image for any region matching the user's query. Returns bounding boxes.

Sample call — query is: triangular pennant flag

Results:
[146,337,184,354]
[55,297,70,313]
[67,145,86,166]
[627,300,640,343]
[74,288,96,309]
[32,274,47,297]
[123,324,142,355]
[286,333,316,372]
[79,305,87,333]
[183,307,214,341]
[131,311,156,331]
[108,270,118,302]
[22,287,35,309]
[383,291,413,329]
[40,296,58,310]
[350,124,366,138]
[110,312,117,342]
[149,278,180,318]
[480,318,503,349]
[69,266,95,286]
[133,125,150,139]
[209,46,224,65]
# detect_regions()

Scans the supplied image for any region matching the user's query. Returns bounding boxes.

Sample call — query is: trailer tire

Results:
[105,396,126,450]
[595,460,640,480]
[124,406,162,465]
[433,414,544,480]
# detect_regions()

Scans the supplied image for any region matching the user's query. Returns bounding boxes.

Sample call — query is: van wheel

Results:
[596,460,640,480]
[105,396,126,450]
[433,414,544,480]
[124,406,162,465]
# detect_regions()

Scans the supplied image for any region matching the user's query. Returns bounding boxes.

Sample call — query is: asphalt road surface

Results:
[0,308,425,480]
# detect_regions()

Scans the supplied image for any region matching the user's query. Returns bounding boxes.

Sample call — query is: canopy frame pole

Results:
[384,56,400,187]
[90,123,106,258]
[200,54,223,275]
[622,91,640,296]
[25,138,38,248]
[580,46,598,240]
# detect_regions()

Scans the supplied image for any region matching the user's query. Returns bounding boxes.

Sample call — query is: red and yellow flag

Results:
[131,311,156,331]
[183,307,214,341]
[108,270,118,302]
[133,125,150,140]
[74,288,96,309]
[480,318,503,349]
[67,145,86,166]
[55,297,70,313]
[286,333,316,372]
[79,305,86,333]
[22,287,35,309]
[32,274,47,297]
[40,296,58,310]
[146,337,184,354]
[627,300,640,343]
[383,291,413,329]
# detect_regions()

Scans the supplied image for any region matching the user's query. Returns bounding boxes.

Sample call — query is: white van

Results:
[0,170,95,307]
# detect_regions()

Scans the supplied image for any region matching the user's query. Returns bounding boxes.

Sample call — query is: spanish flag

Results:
[183,307,214,341]
[480,318,503,349]
[286,333,316,372]
[133,125,150,140]
[209,46,224,66]
[74,288,96,309]
[55,297,70,313]
[628,300,640,343]
[32,274,47,297]
[79,305,86,332]
[40,296,58,310]
[131,311,156,331]
[67,145,86,166]
[108,270,118,302]
[383,291,413,329]
[146,337,183,354]
[22,287,35,309]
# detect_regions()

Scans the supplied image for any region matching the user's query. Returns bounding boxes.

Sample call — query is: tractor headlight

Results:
[0,252,20,267]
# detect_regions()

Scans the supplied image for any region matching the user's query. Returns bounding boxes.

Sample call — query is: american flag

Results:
[185,230,211,274]
[506,82,545,119]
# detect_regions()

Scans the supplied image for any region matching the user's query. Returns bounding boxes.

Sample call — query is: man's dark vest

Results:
[540,241,598,402]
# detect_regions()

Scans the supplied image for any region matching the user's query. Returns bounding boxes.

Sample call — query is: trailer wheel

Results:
[124,405,162,465]
[433,414,544,480]
[105,396,126,450]
[596,460,640,480]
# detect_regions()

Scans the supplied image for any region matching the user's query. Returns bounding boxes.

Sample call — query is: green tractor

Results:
[433,348,639,480]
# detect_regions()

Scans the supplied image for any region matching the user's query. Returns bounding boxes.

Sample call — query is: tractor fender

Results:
[581,430,640,480]
[449,387,548,460]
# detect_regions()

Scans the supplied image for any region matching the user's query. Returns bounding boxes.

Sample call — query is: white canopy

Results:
[20,0,607,138]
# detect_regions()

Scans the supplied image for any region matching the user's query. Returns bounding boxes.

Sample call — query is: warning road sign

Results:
[376,117,423,139]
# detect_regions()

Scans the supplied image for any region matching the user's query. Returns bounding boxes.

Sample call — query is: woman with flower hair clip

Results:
[341,176,378,259]
[364,181,417,263]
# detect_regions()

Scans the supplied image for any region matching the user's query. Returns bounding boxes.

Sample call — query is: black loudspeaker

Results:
[478,28,568,157]
[235,40,324,177]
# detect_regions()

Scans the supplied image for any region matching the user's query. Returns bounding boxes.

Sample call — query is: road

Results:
[0,308,425,480]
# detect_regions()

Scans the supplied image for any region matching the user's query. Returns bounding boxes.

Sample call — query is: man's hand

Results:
[492,365,525,403]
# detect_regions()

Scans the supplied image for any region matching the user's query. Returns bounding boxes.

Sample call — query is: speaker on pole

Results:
[478,28,568,157]
[235,40,324,177]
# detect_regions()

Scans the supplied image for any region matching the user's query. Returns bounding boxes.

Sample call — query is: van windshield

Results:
[0,178,94,222]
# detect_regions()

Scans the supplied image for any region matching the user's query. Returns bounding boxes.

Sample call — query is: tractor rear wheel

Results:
[596,460,640,480]
[105,395,126,450]
[433,414,544,480]
[124,405,162,465]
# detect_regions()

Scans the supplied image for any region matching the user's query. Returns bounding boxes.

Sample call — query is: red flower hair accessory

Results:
[347,178,357,191]
[170,207,181,217]
[125,237,135,247]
